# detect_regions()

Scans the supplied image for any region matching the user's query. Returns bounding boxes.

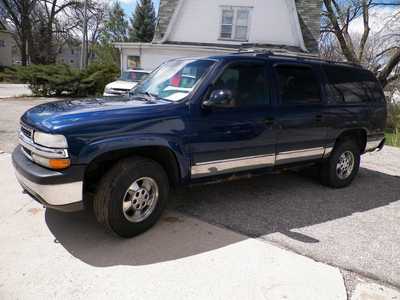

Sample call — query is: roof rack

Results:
[235,48,363,68]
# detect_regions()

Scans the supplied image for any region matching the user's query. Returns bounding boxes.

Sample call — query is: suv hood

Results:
[21,97,173,133]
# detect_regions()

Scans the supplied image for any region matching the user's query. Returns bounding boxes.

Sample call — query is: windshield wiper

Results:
[144,92,157,102]
[130,91,157,103]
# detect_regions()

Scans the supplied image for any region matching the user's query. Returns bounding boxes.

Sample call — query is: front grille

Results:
[109,89,129,95]
[19,124,34,161]
[20,124,33,140]
[113,88,129,92]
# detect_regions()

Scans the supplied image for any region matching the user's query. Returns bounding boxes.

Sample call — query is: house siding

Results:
[154,0,322,53]
[0,31,13,67]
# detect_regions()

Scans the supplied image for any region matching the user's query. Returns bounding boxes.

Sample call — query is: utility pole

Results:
[80,0,88,69]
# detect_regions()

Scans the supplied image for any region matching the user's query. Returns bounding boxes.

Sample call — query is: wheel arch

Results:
[82,145,185,201]
[334,128,368,153]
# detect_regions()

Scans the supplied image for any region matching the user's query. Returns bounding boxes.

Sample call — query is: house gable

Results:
[295,0,322,53]
[154,0,322,53]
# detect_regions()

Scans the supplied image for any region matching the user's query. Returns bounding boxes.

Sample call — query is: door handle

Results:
[264,117,275,126]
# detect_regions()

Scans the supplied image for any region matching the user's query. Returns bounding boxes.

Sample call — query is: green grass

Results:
[385,130,400,148]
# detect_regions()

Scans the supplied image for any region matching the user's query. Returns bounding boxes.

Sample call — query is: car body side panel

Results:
[268,60,330,163]
[187,58,277,178]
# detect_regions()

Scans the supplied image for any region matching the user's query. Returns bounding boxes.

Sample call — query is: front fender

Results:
[76,134,190,181]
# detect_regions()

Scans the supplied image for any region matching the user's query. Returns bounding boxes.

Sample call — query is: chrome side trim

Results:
[191,154,275,178]
[276,147,325,163]
[15,170,83,206]
[19,133,69,159]
[365,138,384,152]
[323,147,334,158]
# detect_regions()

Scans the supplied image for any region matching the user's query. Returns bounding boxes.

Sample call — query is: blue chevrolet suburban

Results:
[13,51,386,237]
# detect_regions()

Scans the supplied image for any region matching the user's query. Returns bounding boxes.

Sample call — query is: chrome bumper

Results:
[13,146,84,212]
[365,137,385,152]
[15,169,84,211]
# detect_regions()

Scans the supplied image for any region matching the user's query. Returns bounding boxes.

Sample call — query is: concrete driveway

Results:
[0,97,54,153]
[0,84,32,99]
[0,97,399,298]
[0,153,348,300]
[172,147,400,287]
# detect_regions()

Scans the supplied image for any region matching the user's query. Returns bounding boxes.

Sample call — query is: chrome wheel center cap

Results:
[134,188,150,205]
[122,177,160,223]
[336,151,355,180]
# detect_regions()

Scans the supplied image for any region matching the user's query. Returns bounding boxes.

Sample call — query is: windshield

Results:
[120,71,149,82]
[131,59,215,102]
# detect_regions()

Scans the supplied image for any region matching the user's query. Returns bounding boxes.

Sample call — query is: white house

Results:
[115,0,322,71]
[0,22,13,67]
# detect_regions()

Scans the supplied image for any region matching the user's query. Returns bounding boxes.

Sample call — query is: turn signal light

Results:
[48,159,71,170]
[32,153,71,170]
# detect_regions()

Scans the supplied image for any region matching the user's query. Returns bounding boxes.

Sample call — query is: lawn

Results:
[385,131,400,148]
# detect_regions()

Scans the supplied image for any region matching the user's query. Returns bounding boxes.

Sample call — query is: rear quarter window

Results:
[323,65,384,104]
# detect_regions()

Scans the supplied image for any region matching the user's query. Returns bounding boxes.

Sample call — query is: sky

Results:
[119,0,160,16]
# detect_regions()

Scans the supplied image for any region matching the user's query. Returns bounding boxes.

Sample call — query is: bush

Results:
[386,101,400,147]
[13,63,119,97]
[14,64,80,96]
[79,62,120,96]
[0,66,19,83]
[387,102,400,131]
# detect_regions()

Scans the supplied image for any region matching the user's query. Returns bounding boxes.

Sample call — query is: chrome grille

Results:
[20,124,33,140]
[108,88,129,95]
[18,123,69,161]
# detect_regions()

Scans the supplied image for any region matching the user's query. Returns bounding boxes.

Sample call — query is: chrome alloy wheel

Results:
[336,151,355,180]
[122,177,159,223]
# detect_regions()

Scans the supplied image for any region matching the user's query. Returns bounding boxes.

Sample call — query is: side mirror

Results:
[203,89,235,109]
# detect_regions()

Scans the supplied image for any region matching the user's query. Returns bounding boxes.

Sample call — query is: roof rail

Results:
[235,48,363,68]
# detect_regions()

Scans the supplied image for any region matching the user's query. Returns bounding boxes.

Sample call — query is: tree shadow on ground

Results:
[46,167,400,268]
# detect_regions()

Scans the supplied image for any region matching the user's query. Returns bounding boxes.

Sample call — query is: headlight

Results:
[104,87,113,94]
[33,131,68,149]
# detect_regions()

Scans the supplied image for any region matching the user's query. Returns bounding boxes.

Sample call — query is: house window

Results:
[127,55,141,69]
[0,40,5,48]
[220,7,251,41]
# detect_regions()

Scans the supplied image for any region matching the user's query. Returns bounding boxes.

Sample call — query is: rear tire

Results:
[93,156,169,238]
[320,140,360,188]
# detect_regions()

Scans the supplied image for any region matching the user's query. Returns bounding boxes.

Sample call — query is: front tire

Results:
[320,140,361,188]
[94,156,169,238]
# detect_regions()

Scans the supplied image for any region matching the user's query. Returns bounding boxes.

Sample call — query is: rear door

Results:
[272,62,329,164]
[189,59,277,178]
[321,64,386,149]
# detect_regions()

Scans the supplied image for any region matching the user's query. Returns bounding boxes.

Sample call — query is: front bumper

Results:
[12,147,85,212]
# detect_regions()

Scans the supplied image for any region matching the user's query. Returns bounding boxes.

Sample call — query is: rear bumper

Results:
[12,147,85,212]
[365,136,385,152]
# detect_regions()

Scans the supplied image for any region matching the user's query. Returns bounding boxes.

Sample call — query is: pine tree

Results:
[100,1,129,44]
[129,0,156,42]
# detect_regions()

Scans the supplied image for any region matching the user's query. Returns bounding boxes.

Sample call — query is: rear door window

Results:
[274,65,321,105]
[323,65,384,104]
